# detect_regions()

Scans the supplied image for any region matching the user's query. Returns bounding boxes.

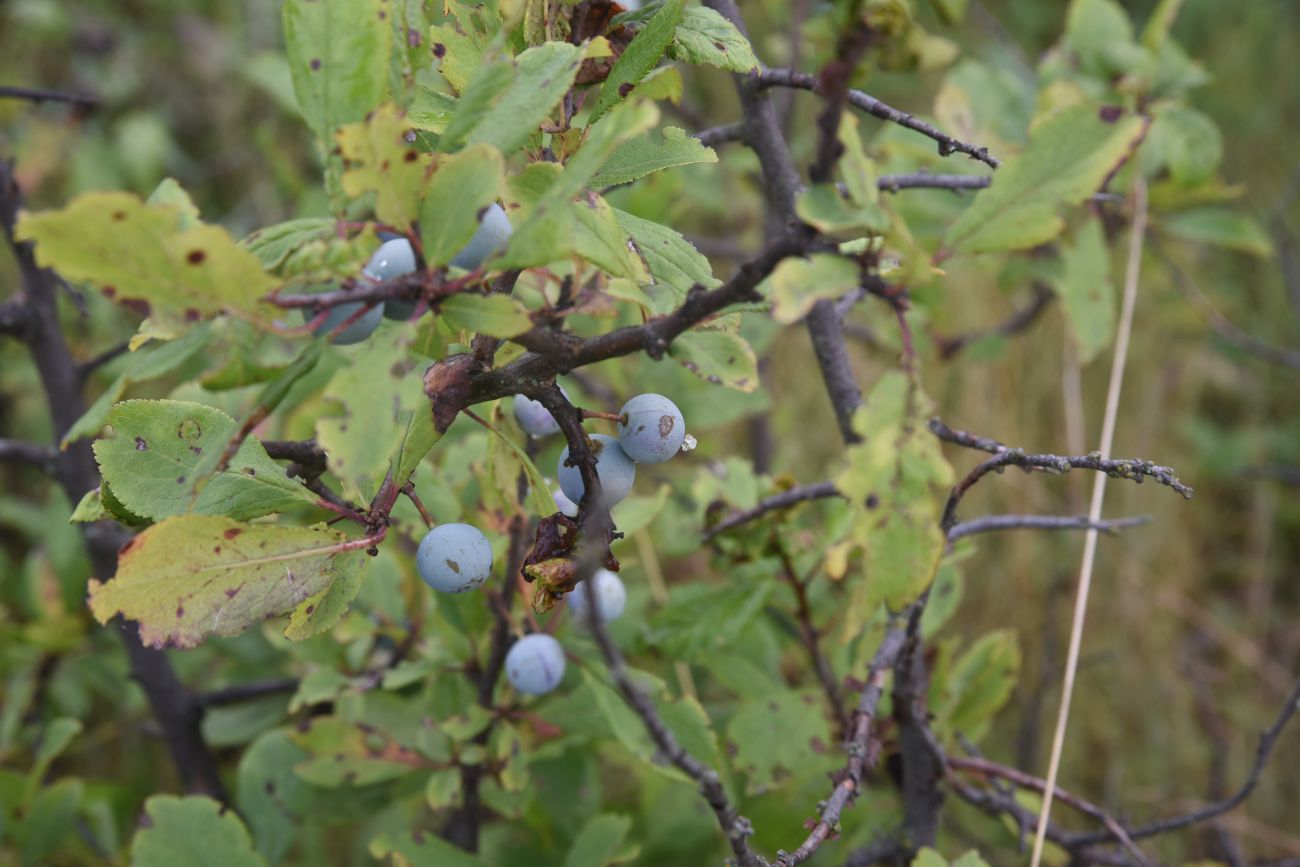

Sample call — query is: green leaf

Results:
[1143,105,1221,186]
[912,848,990,867]
[1158,207,1273,257]
[668,329,759,392]
[369,830,487,867]
[500,101,659,270]
[562,814,637,867]
[236,730,316,865]
[1054,218,1114,364]
[1141,0,1187,50]
[394,403,441,488]
[428,15,492,94]
[765,253,862,325]
[70,487,108,523]
[16,192,276,330]
[465,42,586,155]
[87,516,369,649]
[1063,0,1150,79]
[612,484,670,537]
[20,778,83,865]
[944,105,1146,255]
[24,719,82,805]
[240,219,336,271]
[62,324,214,448]
[838,114,879,208]
[577,669,715,786]
[614,208,718,310]
[438,62,515,151]
[644,572,774,661]
[283,0,389,143]
[571,195,651,282]
[727,690,832,793]
[420,144,505,267]
[834,374,953,621]
[669,6,759,72]
[337,104,431,230]
[933,629,1021,742]
[473,406,556,518]
[316,327,428,501]
[588,0,686,125]
[590,127,717,188]
[796,184,889,237]
[290,717,415,787]
[147,177,200,227]
[439,293,533,338]
[93,400,317,522]
[130,795,266,867]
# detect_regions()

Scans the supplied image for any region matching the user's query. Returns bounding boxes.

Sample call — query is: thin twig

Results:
[695,122,746,147]
[76,340,131,383]
[0,298,27,338]
[1031,178,1149,867]
[403,483,436,529]
[773,621,909,866]
[933,283,1055,359]
[755,68,1001,168]
[198,678,298,709]
[774,541,847,741]
[930,416,1192,532]
[1157,240,1300,370]
[948,755,1150,864]
[705,481,842,539]
[0,438,58,472]
[0,85,100,107]
[877,173,991,193]
[946,513,1150,541]
[1070,673,1300,847]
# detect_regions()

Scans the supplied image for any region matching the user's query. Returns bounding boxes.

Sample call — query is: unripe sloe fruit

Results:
[416,523,493,593]
[505,633,566,695]
[513,388,567,437]
[556,434,636,506]
[451,203,512,270]
[568,569,627,624]
[362,237,419,321]
[617,393,685,463]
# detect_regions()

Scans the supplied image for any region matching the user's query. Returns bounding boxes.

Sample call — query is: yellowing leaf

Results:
[88,516,369,649]
[945,105,1146,255]
[668,329,759,392]
[765,254,862,325]
[16,192,276,331]
[316,328,427,501]
[835,374,953,623]
[337,105,432,230]
[571,195,651,282]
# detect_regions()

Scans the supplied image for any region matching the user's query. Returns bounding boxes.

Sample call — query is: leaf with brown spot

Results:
[88,516,370,648]
[14,192,276,333]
